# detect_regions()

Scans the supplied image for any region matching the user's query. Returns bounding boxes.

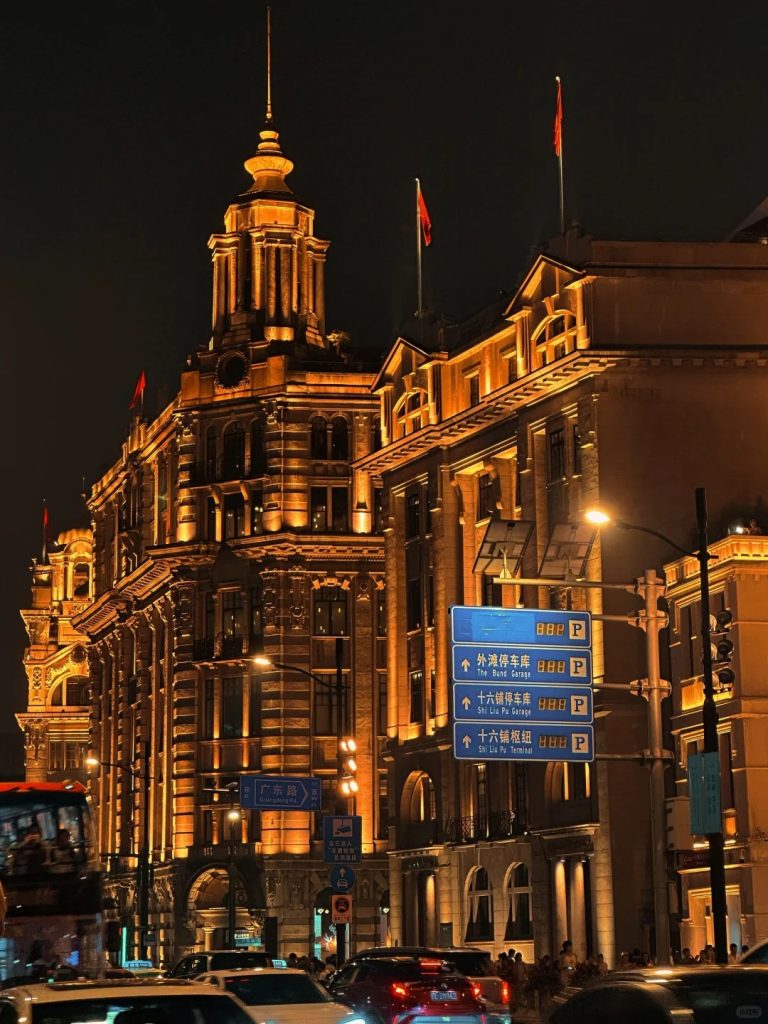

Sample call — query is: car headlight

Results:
[342,1016,367,1024]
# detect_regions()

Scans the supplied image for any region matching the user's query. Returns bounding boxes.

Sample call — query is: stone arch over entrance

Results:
[186,863,263,951]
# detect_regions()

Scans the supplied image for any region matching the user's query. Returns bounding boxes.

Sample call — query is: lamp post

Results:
[227,801,241,949]
[586,486,728,964]
[86,751,152,959]
[254,638,354,964]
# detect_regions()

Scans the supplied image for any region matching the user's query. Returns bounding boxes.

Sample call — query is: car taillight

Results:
[419,958,444,972]
[501,981,510,1004]
[471,983,482,999]
[391,982,410,998]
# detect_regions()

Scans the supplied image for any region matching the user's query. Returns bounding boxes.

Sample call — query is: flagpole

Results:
[416,177,423,318]
[556,76,565,234]
[41,499,48,564]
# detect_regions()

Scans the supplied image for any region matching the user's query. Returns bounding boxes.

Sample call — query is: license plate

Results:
[431,991,458,1002]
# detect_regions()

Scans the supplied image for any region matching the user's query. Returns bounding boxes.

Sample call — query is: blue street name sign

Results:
[451,606,591,648]
[323,815,362,865]
[453,682,593,724]
[453,721,594,763]
[330,864,357,892]
[452,644,592,685]
[240,775,322,811]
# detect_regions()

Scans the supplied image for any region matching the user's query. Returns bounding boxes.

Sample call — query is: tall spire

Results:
[265,6,273,125]
[243,5,293,194]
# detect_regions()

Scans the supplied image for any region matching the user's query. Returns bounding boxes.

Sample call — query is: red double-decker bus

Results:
[0,782,103,980]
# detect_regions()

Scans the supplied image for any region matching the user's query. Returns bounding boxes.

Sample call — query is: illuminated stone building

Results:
[18,529,93,784]
[73,116,387,963]
[356,230,768,964]
[665,533,768,953]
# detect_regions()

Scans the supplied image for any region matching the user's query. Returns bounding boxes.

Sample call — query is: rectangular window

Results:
[222,590,244,638]
[377,672,387,734]
[377,772,389,840]
[48,741,64,770]
[468,374,480,406]
[548,427,566,482]
[572,425,583,475]
[515,457,523,508]
[427,574,435,626]
[207,497,217,541]
[249,676,262,737]
[409,670,424,723]
[252,488,264,535]
[250,587,263,651]
[373,488,385,534]
[407,578,422,631]
[475,763,489,823]
[429,668,437,719]
[205,593,215,639]
[313,678,348,735]
[477,473,495,520]
[203,678,215,739]
[406,492,421,539]
[221,677,243,739]
[313,586,348,636]
[482,574,502,607]
[507,353,517,385]
[331,487,349,533]
[310,487,327,532]
[224,493,245,539]
[203,809,214,845]
[376,590,387,637]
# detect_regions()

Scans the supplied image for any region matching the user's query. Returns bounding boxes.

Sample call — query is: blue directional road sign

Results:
[453,682,593,724]
[240,775,322,811]
[451,606,591,647]
[330,865,357,892]
[454,721,594,763]
[452,644,592,685]
[323,815,362,865]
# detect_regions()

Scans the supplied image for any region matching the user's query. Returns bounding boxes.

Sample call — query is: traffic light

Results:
[339,737,358,796]
[710,609,735,690]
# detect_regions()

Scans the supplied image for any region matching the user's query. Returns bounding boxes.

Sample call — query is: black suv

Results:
[328,955,486,1024]
[167,950,272,978]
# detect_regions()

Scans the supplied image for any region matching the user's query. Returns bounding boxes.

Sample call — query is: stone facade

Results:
[356,229,768,965]
[71,118,387,965]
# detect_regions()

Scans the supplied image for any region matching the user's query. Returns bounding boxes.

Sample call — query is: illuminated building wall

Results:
[665,535,768,954]
[356,230,768,964]
[18,529,93,785]
[73,121,387,963]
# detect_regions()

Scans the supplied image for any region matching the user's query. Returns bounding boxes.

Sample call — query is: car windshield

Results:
[657,975,768,1024]
[32,995,253,1024]
[209,954,270,971]
[442,954,495,977]
[223,975,332,1005]
[377,963,464,983]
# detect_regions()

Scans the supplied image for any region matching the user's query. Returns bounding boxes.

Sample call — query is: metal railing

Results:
[445,810,522,844]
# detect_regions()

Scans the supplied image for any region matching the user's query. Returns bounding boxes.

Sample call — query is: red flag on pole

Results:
[129,370,147,410]
[418,185,432,247]
[554,76,563,157]
[43,504,48,530]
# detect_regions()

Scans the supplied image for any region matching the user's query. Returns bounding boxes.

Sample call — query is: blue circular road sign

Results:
[330,865,356,892]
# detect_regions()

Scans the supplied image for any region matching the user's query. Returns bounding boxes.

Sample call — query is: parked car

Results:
[353,947,509,1024]
[0,978,255,1024]
[198,968,365,1024]
[327,955,486,1024]
[167,951,272,979]
[740,939,768,964]
[546,965,768,1023]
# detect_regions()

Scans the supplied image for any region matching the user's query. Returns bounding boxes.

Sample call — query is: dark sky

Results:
[1,1,766,773]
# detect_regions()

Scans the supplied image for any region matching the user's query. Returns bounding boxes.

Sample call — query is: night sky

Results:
[1,1,766,773]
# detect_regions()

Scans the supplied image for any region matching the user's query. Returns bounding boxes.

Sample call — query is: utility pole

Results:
[696,486,728,964]
[227,783,240,949]
[335,635,347,967]
[138,741,151,960]
[638,568,672,965]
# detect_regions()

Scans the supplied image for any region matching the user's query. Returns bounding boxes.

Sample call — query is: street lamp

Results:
[254,639,354,965]
[586,486,729,964]
[85,750,153,960]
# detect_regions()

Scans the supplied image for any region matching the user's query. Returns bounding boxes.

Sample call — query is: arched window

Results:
[222,422,246,480]
[72,562,90,598]
[50,682,63,707]
[250,418,266,475]
[548,762,591,803]
[465,866,493,942]
[310,417,328,460]
[66,676,89,706]
[532,312,576,366]
[331,417,349,460]
[505,863,533,940]
[393,389,429,439]
[402,771,437,824]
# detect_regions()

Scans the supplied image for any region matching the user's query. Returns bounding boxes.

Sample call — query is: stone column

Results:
[569,858,587,960]
[170,577,198,856]
[266,246,277,322]
[280,246,291,322]
[552,858,568,954]
[314,258,325,334]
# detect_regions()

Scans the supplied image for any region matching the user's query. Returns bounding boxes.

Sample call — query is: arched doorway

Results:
[187,866,260,951]
[400,771,439,946]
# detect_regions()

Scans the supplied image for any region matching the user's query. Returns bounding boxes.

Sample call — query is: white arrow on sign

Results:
[462,696,471,710]
[461,658,471,672]
[463,734,472,749]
